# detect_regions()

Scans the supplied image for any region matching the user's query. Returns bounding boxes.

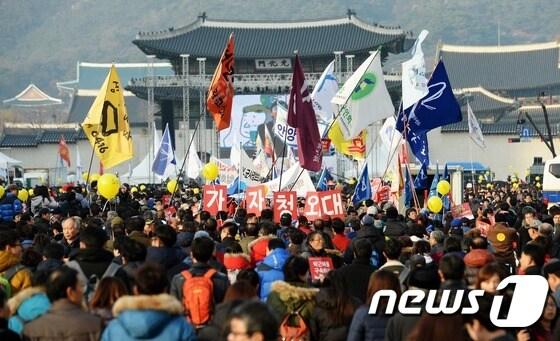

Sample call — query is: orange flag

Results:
[207,33,234,131]
[58,136,71,167]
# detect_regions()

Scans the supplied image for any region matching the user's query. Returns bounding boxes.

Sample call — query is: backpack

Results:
[279,303,309,341]
[181,268,216,327]
[0,264,25,297]
[66,261,121,303]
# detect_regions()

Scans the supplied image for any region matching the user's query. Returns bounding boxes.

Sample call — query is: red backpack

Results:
[279,303,309,341]
[181,269,216,327]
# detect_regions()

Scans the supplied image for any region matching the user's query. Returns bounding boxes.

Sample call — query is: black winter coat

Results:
[309,288,359,341]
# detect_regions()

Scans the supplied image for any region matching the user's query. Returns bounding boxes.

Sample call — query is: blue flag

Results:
[396,60,462,134]
[443,163,449,180]
[227,176,247,195]
[408,130,430,166]
[316,168,333,191]
[152,123,176,178]
[352,164,371,206]
[414,162,428,190]
[429,162,440,197]
[405,167,413,207]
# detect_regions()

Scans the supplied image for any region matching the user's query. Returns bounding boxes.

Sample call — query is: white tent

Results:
[121,155,187,184]
[0,152,22,169]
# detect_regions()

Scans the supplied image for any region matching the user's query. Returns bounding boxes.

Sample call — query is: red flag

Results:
[58,136,71,167]
[287,55,322,172]
[207,33,234,131]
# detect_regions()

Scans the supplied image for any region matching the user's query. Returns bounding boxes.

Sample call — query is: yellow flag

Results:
[328,119,367,160]
[81,66,133,169]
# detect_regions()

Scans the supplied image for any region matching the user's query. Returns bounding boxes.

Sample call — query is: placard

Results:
[245,185,266,216]
[202,185,227,216]
[273,191,298,223]
[309,256,334,282]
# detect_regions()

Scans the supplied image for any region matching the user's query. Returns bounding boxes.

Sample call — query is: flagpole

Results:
[278,121,289,191]
[84,144,96,206]
[170,117,202,206]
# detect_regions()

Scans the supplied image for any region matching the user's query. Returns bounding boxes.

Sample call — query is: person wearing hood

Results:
[0,230,31,297]
[266,256,318,336]
[102,263,196,341]
[7,270,51,336]
[23,267,102,341]
[256,238,289,301]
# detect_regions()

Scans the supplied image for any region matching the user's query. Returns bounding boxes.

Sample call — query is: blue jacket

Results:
[256,248,289,301]
[102,294,196,341]
[0,193,22,222]
[8,289,51,335]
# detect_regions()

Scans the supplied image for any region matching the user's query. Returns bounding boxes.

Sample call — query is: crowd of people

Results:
[0,181,558,340]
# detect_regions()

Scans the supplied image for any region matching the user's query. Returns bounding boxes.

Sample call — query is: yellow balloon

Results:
[90,173,100,184]
[535,176,541,181]
[17,189,29,202]
[427,196,443,213]
[486,183,493,189]
[193,188,200,194]
[97,174,120,200]
[167,179,179,193]
[201,162,219,180]
[436,180,451,196]
[0,186,5,198]
[140,184,146,191]
[536,182,542,188]
[28,189,34,197]
[478,175,484,181]
[131,187,138,193]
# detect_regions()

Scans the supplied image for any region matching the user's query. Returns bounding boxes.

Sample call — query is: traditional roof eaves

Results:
[454,87,517,105]
[135,15,406,41]
[3,84,62,105]
[439,41,560,54]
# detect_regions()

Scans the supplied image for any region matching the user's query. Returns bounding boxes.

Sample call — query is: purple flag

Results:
[287,55,322,172]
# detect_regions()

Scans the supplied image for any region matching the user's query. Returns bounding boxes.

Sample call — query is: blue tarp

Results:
[445,162,489,172]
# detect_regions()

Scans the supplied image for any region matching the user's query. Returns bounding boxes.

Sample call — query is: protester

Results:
[22,266,103,340]
[226,301,278,341]
[89,277,128,326]
[0,288,19,341]
[0,185,22,223]
[0,230,32,296]
[255,238,289,301]
[334,238,376,303]
[102,263,196,340]
[7,270,50,336]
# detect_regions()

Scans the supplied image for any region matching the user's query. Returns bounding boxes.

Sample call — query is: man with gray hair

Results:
[60,216,81,257]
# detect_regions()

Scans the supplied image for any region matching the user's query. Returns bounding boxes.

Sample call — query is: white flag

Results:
[331,51,394,140]
[311,60,338,129]
[402,30,429,110]
[186,141,203,179]
[152,123,176,178]
[75,146,83,179]
[273,104,297,147]
[263,163,314,196]
[230,143,263,184]
[468,102,486,149]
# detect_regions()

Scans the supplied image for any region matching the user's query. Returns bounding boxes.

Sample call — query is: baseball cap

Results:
[361,214,374,226]
[194,230,210,240]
